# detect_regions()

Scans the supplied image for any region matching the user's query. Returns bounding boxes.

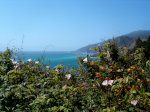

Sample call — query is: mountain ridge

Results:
[76,30,150,53]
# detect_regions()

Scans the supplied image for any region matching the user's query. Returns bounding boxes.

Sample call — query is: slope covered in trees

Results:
[77,30,150,53]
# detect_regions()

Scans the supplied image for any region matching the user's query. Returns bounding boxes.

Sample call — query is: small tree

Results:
[109,41,119,61]
[144,36,150,59]
[135,38,143,48]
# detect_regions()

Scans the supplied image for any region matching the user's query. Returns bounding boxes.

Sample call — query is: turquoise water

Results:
[15,51,87,68]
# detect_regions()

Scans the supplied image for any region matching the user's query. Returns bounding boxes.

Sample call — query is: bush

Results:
[0,43,149,112]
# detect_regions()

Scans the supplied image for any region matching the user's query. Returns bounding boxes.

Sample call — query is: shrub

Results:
[0,42,149,112]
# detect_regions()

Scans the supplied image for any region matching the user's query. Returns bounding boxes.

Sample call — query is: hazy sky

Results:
[0,0,150,51]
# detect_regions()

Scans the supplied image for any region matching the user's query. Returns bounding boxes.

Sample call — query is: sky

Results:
[0,0,150,51]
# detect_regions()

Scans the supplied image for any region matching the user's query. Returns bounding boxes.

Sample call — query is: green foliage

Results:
[135,36,150,59]
[0,43,150,111]
[109,41,119,61]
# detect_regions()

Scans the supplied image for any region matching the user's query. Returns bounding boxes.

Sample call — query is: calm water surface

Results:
[15,51,87,68]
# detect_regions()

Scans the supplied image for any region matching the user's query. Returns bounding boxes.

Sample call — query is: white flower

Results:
[62,85,67,89]
[65,74,71,80]
[106,51,110,58]
[46,66,50,69]
[10,59,18,65]
[55,68,59,72]
[27,59,32,62]
[35,61,39,64]
[14,63,19,69]
[102,80,109,86]
[83,57,88,62]
[102,80,114,86]
[12,61,17,65]
[10,59,13,62]
[130,100,138,106]
[14,64,19,69]
[108,80,114,86]
[132,90,136,94]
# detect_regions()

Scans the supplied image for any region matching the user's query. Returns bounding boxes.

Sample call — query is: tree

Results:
[109,41,119,61]
[135,36,150,59]
[144,36,150,59]
[135,38,143,48]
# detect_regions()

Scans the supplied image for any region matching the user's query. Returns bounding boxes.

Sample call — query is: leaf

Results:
[111,85,119,91]
[97,44,101,47]
[59,106,65,111]
[144,92,150,96]
[123,76,132,83]
[95,46,99,50]
[89,48,95,51]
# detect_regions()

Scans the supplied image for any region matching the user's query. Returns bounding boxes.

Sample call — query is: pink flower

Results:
[27,59,32,62]
[35,61,39,64]
[10,59,19,68]
[65,74,71,80]
[62,85,67,89]
[102,80,114,86]
[10,59,13,62]
[83,57,88,62]
[14,56,17,60]
[85,80,88,84]
[46,72,49,76]
[11,60,17,65]
[55,68,59,72]
[46,66,50,69]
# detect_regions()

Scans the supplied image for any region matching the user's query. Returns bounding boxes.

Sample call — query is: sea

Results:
[14,51,87,68]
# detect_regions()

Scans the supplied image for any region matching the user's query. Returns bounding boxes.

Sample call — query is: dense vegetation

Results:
[77,30,150,53]
[0,41,150,112]
[135,36,150,59]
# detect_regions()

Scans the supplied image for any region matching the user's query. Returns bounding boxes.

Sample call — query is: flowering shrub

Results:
[0,42,150,112]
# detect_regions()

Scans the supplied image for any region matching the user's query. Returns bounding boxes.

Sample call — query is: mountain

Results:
[122,30,150,38]
[76,30,150,53]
